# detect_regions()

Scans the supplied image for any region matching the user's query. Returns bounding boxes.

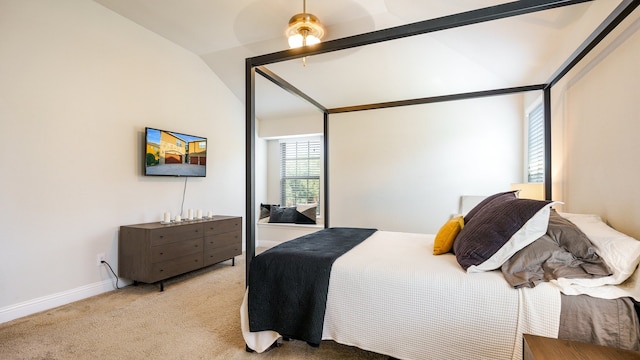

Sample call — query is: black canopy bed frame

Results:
[242,0,640,357]
[245,0,640,279]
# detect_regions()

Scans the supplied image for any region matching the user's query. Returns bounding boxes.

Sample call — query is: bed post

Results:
[323,111,329,229]
[543,87,552,201]
[245,58,256,286]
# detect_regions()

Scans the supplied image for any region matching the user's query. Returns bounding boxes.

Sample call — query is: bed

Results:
[241,192,640,359]
[242,2,640,359]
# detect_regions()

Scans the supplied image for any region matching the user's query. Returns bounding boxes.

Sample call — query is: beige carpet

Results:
[0,252,388,359]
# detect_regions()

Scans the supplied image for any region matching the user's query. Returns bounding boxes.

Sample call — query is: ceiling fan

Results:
[285,0,325,49]
[285,0,325,66]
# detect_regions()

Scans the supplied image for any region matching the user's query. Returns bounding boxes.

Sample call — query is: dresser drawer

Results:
[204,243,242,267]
[150,223,203,246]
[151,253,203,282]
[151,238,202,263]
[204,231,240,250]
[205,218,241,236]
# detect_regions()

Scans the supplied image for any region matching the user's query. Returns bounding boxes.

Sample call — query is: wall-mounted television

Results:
[144,127,207,177]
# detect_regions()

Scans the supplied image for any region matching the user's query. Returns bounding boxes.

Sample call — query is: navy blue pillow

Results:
[454,197,551,271]
[464,191,517,224]
[269,206,298,223]
[269,205,318,224]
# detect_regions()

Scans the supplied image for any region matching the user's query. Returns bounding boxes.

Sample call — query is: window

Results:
[527,102,544,183]
[280,139,321,208]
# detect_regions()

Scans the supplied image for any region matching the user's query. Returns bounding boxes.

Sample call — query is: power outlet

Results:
[96,253,106,266]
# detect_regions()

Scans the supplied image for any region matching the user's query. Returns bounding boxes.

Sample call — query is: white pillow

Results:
[466,202,556,273]
[556,212,603,223]
[557,212,640,287]
[296,203,317,212]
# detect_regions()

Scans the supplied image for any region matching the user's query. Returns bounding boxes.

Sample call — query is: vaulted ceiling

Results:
[94,0,622,120]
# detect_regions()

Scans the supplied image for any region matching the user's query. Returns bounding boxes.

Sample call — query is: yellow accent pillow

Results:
[433,216,464,255]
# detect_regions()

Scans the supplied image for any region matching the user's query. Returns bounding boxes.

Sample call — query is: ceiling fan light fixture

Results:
[286,2,324,49]
[287,33,304,48]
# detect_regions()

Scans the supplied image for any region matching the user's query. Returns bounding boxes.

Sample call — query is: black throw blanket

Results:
[248,227,377,346]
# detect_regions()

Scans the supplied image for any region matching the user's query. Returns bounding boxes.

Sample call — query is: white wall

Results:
[0,0,244,322]
[255,134,268,220]
[258,113,323,139]
[265,140,282,204]
[328,95,525,233]
[551,9,640,239]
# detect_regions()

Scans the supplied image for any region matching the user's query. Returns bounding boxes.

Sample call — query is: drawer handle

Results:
[159,235,164,238]
[159,252,164,255]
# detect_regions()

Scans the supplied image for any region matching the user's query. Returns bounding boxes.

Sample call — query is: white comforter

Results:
[241,231,562,360]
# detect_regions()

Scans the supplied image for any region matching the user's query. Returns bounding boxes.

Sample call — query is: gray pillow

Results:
[501,210,611,288]
[260,203,279,219]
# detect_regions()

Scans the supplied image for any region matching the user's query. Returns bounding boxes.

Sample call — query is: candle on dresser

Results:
[207,210,213,218]
[175,215,181,222]
[163,212,171,223]
[197,209,202,219]
[188,209,193,220]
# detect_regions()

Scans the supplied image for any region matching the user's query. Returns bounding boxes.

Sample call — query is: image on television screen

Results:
[145,127,207,177]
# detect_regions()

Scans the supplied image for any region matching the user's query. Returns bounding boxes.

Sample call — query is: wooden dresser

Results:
[523,334,640,360]
[118,215,241,290]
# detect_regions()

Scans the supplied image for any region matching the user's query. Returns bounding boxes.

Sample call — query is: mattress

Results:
[242,230,562,359]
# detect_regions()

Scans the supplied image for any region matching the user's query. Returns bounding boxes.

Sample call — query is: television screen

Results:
[144,127,207,177]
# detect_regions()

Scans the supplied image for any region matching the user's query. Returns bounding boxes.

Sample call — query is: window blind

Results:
[527,103,544,183]
[280,140,321,207]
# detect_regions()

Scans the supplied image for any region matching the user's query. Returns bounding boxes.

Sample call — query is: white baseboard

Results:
[257,239,281,249]
[256,223,323,246]
[0,278,130,324]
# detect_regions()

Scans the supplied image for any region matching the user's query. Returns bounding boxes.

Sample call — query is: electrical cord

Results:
[101,260,120,290]
[179,177,188,217]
